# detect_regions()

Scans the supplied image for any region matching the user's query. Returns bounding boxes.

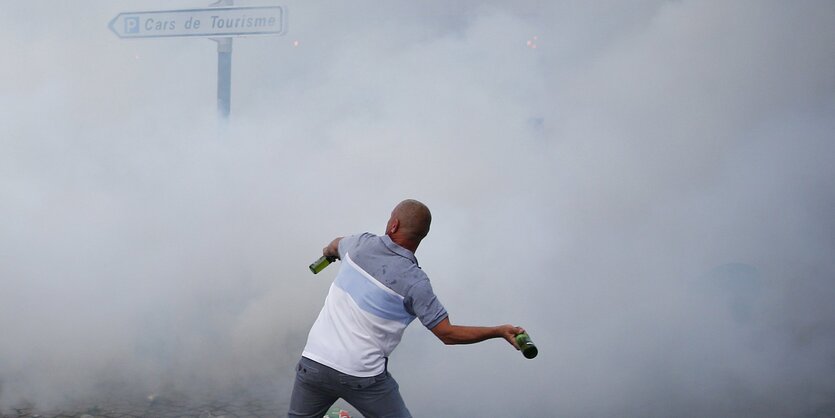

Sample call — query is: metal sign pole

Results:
[215,37,232,120]
[212,0,233,121]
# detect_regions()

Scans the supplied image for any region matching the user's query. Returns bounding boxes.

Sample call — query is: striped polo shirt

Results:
[302,233,448,377]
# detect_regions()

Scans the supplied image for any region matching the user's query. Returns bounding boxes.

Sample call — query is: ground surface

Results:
[1,391,360,418]
[1,392,286,418]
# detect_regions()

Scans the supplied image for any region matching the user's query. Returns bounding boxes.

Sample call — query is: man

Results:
[289,199,524,418]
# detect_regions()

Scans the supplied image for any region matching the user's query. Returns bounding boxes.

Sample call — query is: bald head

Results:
[386,199,432,252]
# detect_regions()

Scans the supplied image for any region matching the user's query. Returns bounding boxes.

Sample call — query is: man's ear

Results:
[389,218,399,234]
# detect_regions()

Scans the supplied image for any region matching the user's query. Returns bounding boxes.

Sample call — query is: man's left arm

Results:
[323,237,342,259]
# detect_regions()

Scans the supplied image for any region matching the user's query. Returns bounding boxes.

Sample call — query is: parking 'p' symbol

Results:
[125,17,139,34]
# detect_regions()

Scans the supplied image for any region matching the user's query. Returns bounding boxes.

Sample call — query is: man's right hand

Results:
[431,318,525,349]
[498,324,526,349]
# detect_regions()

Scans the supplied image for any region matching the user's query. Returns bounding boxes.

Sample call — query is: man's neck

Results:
[387,233,419,254]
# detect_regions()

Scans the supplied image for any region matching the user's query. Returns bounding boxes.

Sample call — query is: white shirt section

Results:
[302,253,414,377]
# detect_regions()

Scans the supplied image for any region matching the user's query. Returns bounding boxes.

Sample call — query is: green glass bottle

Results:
[309,255,336,274]
[515,332,538,359]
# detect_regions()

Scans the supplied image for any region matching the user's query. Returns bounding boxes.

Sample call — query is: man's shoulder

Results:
[396,262,432,296]
[339,232,378,252]
[345,232,378,243]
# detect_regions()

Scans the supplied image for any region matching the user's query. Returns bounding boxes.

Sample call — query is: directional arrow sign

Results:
[109,6,285,39]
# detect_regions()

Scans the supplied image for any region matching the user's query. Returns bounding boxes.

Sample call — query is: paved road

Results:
[1,388,289,418]
[1,390,361,418]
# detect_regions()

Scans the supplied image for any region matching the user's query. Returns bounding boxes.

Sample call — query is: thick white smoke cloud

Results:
[2,1,834,416]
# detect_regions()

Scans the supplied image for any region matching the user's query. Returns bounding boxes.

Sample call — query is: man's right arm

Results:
[430,317,524,350]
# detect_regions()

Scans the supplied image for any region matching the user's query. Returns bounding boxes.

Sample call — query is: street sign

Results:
[108,6,285,39]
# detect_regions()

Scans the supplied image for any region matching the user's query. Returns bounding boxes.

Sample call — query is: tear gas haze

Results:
[2,1,834,416]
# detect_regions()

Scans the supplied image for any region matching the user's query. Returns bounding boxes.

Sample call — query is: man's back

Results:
[302,233,447,377]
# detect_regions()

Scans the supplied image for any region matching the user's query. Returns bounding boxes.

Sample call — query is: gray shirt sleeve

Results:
[337,233,370,259]
[404,279,448,329]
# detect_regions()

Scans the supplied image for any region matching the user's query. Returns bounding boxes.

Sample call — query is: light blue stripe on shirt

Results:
[334,256,416,324]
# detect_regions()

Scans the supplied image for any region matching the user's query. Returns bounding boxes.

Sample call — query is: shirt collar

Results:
[381,234,419,266]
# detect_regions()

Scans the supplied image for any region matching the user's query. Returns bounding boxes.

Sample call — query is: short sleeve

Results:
[404,279,448,329]
[337,233,372,259]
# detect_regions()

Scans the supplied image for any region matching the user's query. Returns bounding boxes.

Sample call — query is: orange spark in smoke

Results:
[526,35,539,49]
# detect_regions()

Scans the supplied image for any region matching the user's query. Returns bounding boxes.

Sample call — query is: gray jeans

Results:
[288,357,412,418]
